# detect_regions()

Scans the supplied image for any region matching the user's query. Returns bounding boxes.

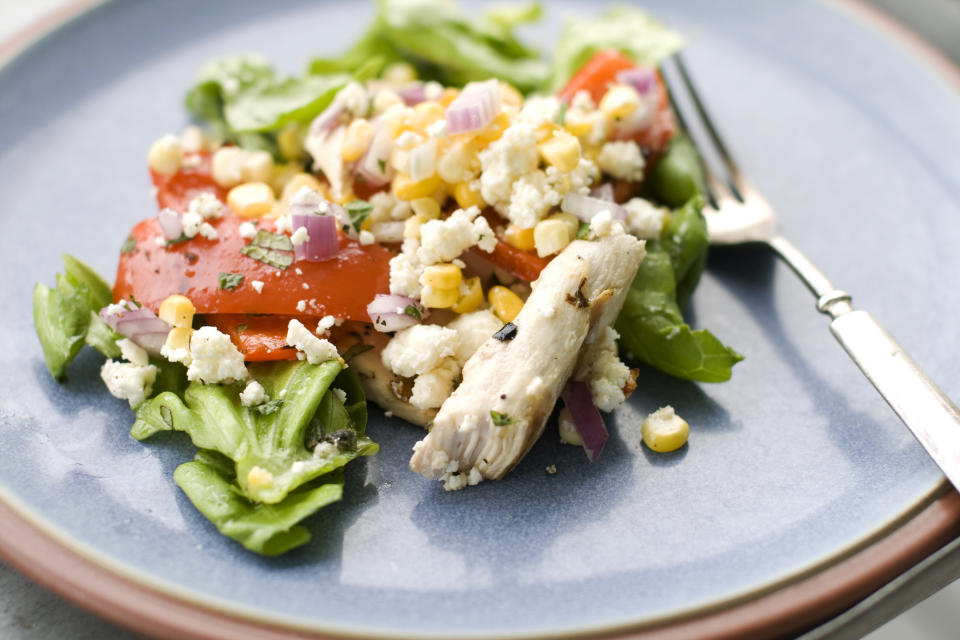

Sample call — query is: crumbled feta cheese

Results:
[290,226,309,246]
[575,326,634,412]
[317,315,337,333]
[100,359,157,408]
[274,214,293,233]
[388,242,423,298]
[186,326,248,384]
[426,119,447,138]
[395,130,424,149]
[373,88,402,114]
[597,140,646,182]
[381,324,458,377]
[444,472,468,492]
[339,82,370,116]
[571,90,595,111]
[479,121,539,209]
[251,280,264,294]
[301,282,310,290]
[591,210,614,237]
[623,197,666,239]
[417,206,495,264]
[154,236,166,247]
[519,95,561,128]
[116,338,148,366]
[358,229,375,245]
[507,170,561,229]
[198,222,218,240]
[188,193,223,219]
[332,387,347,403]
[296,299,307,312]
[160,344,191,366]
[239,221,258,239]
[239,380,268,407]
[368,191,398,225]
[424,81,443,101]
[447,309,501,365]
[103,302,128,317]
[286,319,340,365]
[410,358,459,409]
[181,211,202,238]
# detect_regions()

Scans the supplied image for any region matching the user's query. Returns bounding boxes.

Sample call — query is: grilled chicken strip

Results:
[409,232,645,489]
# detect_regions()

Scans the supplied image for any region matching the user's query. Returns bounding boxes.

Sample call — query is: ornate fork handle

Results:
[771,233,960,488]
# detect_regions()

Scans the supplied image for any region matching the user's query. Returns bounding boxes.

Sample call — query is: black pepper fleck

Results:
[493,322,517,341]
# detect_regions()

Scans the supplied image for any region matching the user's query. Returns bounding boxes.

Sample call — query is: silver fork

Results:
[662,55,960,492]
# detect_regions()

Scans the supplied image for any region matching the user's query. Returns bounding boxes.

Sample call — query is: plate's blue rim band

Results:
[1,1,959,639]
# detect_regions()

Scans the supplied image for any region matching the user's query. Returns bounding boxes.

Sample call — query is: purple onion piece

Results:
[445,79,500,135]
[291,213,339,262]
[615,67,657,95]
[157,208,182,240]
[589,183,615,202]
[367,294,426,332]
[561,193,627,222]
[561,380,608,462]
[99,303,171,355]
[396,83,426,106]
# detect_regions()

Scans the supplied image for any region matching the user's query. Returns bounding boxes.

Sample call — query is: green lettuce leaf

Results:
[132,361,377,504]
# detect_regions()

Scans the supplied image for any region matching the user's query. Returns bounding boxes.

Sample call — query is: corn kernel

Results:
[211,146,246,188]
[453,181,485,209]
[382,103,412,137]
[383,61,417,84]
[499,83,524,109]
[563,114,594,138]
[421,286,460,309]
[599,84,642,121]
[411,197,441,220]
[392,173,442,201]
[641,406,689,453]
[180,126,209,153]
[403,215,422,239]
[437,139,481,184]
[341,118,375,162]
[228,182,276,218]
[158,295,196,328]
[452,277,483,314]
[421,264,463,290]
[488,285,523,322]
[164,326,193,352]
[241,150,274,184]
[547,212,580,240]
[503,224,535,251]
[439,88,459,107]
[533,219,572,257]
[373,88,403,115]
[411,102,445,132]
[538,131,582,173]
[472,112,511,145]
[147,134,182,176]
[277,123,305,161]
[279,173,323,208]
[246,466,275,489]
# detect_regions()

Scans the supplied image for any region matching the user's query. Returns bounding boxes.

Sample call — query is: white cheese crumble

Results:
[575,326,634,412]
[478,121,539,209]
[417,206,495,264]
[239,380,268,407]
[186,326,248,384]
[274,214,293,234]
[188,193,224,219]
[181,211,202,238]
[339,81,370,116]
[100,359,157,408]
[597,140,646,182]
[623,197,666,239]
[198,222,218,240]
[239,221,258,239]
[316,315,337,334]
[447,309,501,365]
[426,119,447,138]
[296,299,307,312]
[116,338,149,366]
[358,229,375,245]
[286,319,340,365]
[381,324,458,377]
[251,280,264,294]
[290,226,309,246]
[410,358,459,409]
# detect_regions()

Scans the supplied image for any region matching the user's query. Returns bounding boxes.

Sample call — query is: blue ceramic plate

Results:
[2,1,960,637]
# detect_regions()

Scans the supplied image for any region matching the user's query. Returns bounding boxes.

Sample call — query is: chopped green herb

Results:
[576,222,591,239]
[166,233,190,247]
[403,305,422,320]
[345,199,374,229]
[490,410,516,426]
[240,245,294,270]
[556,102,568,126]
[377,158,386,174]
[184,251,199,264]
[218,272,244,290]
[248,229,293,251]
[236,324,248,333]
[254,398,284,415]
[120,235,137,255]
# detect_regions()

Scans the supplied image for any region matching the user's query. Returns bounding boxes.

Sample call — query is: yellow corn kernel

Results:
[411,102,445,132]
[421,264,463,290]
[488,285,523,322]
[227,182,276,218]
[499,83,524,109]
[392,173,442,201]
[453,181,485,209]
[534,218,572,257]
[421,286,460,309]
[599,84,641,121]
[547,212,580,240]
[277,123,305,161]
[341,118,375,162]
[538,131,582,173]
[211,146,245,188]
[563,115,594,138]
[452,277,483,314]
[382,103,412,137]
[158,295,195,329]
[471,111,511,145]
[641,406,690,453]
[164,326,193,352]
[147,134,182,176]
[503,224,535,251]
[179,126,210,153]
[411,197,441,221]
[439,88,459,107]
[437,139,481,184]
[246,466,275,489]
[535,122,561,142]
[403,215,422,239]
[383,61,417,84]
[241,150,274,184]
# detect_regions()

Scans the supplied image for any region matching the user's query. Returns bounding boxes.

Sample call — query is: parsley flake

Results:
[404,304,422,320]
[377,158,386,174]
[218,272,244,290]
[556,102,568,126]
[576,222,591,239]
[346,199,374,229]
[254,399,284,415]
[119,235,136,255]
[490,410,516,427]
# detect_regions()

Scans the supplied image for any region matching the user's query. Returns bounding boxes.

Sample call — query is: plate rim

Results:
[2,0,960,638]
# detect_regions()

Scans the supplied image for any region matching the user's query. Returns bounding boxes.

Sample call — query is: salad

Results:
[33,0,741,555]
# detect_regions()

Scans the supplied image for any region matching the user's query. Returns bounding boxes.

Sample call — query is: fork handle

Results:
[768,236,960,490]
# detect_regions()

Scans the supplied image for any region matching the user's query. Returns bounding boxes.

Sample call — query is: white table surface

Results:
[2,1,959,638]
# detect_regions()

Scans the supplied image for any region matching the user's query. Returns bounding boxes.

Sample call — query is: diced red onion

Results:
[407,139,437,182]
[396,83,426,106]
[589,183,614,202]
[357,122,393,186]
[309,95,347,137]
[157,208,182,240]
[445,79,500,135]
[291,212,339,262]
[561,193,627,222]
[561,380,608,462]
[99,302,170,356]
[615,67,657,96]
[367,294,426,332]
